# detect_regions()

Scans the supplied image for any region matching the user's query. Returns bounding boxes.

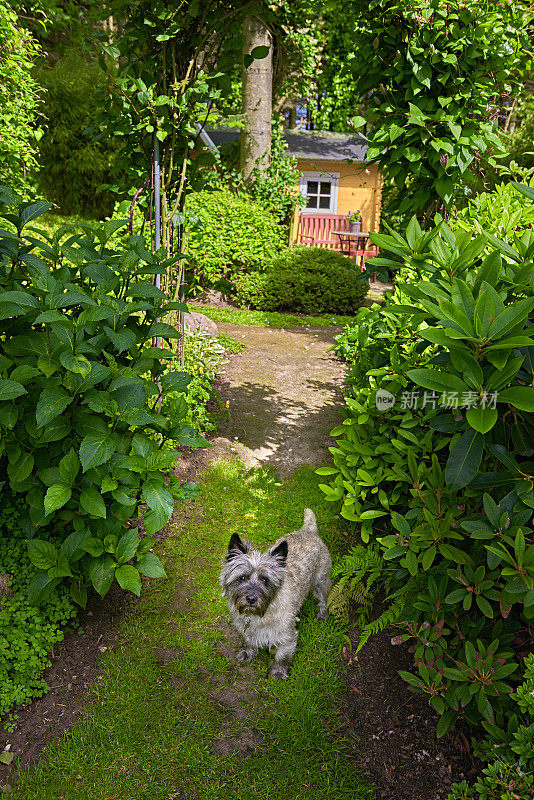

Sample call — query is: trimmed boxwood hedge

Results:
[234,246,369,315]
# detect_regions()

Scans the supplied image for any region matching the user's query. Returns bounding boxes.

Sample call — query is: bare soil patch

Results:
[342,626,475,800]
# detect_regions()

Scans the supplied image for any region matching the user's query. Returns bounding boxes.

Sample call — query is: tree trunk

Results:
[240,15,272,186]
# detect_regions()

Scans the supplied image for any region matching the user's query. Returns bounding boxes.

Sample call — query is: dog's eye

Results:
[260,576,270,586]
[239,575,247,582]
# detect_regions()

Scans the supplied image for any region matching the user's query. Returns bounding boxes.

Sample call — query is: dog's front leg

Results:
[270,637,297,681]
[236,644,258,664]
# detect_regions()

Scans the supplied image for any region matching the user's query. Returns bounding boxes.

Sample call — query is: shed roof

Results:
[206,128,368,162]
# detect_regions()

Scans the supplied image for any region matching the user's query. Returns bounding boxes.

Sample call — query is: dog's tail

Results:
[303,508,318,534]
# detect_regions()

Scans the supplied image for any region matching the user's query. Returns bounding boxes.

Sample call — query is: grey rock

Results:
[182,311,218,336]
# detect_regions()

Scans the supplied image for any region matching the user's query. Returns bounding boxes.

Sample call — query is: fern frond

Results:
[327,582,351,620]
[356,595,407,652]
[329,545,385,621]
[355,576,419,652]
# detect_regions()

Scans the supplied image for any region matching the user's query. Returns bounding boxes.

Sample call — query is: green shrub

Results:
[34,51,122,217]
[161,332,228,435]
[320,188,534,738]
[331,302,398,387]
[453,179,534,241]
[234,246,369,315]
[185,189,286,285]
[447,654,534,800]
[0,185,206,610]
[505,95,534,179]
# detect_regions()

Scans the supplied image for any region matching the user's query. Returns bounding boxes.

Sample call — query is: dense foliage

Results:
[245,120,302,223]
[346,0,529,218]
[322,183,534,744]
[94,0,255,275]
[0,186,206,609]
[35,52,121,217]
[504,95,534,180]
[184,189,286,287]
[162,331,235,435]
[0,4,42,192]
[234,246,369,315]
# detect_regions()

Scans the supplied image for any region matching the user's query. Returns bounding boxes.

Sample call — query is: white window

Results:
[300,170,339,214]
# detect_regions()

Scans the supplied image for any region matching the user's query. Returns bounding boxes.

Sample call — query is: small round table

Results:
[331,230,369,266]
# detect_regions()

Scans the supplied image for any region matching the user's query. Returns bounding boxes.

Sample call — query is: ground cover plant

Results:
[162,331,233,435]
[322,181,534,795]
[234,246,369,315]
[0,186,207,613]
[6,462,374,800]
[0,490,77,724]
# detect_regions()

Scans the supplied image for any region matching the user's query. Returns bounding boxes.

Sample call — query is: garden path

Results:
[200,321,346,476]
[2,320,469,800]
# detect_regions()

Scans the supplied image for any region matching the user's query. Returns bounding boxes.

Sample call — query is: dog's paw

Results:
[236,648,256,664]
[270,664,289,681]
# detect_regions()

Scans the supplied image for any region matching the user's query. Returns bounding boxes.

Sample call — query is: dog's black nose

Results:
[246,595,257,605]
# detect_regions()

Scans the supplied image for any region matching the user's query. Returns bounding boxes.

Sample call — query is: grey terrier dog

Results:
[220,508,332,680]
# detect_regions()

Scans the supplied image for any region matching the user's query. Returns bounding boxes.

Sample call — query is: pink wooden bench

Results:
[296,213,378,275]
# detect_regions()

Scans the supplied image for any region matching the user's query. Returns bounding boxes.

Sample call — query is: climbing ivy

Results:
[0,4,42,192]
[347,0,530,218]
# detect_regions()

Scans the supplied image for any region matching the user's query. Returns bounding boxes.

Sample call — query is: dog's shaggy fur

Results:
[220,509,332,680]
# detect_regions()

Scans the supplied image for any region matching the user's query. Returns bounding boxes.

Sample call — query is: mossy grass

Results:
[9,460,373,800]
[189,303,356,328]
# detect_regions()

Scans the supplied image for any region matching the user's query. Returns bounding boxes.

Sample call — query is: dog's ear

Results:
[270,540,288,566]
[226,533,248,560]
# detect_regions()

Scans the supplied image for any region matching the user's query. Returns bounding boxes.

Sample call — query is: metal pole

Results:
[154,134,161,347]
[154,135,161,256]
[179,260,186,368]
[153,135,162,408]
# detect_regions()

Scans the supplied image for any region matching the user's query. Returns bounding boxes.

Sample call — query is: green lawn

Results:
[9,461,373,800]
[189,304,357,328]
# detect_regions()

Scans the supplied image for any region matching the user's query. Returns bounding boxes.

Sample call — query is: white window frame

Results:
[299,170,340,215]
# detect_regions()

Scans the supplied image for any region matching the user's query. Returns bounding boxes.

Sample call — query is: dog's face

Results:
[220,534,288,616]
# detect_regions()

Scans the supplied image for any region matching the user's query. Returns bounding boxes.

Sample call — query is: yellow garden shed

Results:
[204,127,382,257]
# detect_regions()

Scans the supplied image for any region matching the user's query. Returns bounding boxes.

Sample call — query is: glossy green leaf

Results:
[115,564,141,596]
[27,539,58,570]
[79,429,119,471]
[135,552,166,579]
[115,529,140,563]
[36,386,72,428]
[44,483,72,515]
[0,379,27,400]
[497,386,534,412]
[466,405,498,434]
[445,429,483,490]
[80,487,107,518]
[88,554,116,596]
